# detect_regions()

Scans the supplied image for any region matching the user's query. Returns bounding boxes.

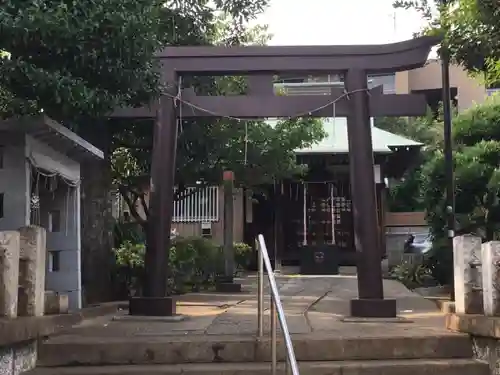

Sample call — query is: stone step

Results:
[27,359,489,375]
[37,334,473,367]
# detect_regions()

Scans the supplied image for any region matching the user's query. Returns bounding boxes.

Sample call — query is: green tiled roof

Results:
[293,118,422,154]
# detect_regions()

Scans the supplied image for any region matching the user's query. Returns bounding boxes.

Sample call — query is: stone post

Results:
[454,234,482,314]
[0,231,20,318]
[18,226,46,316]
[482,241,500,316]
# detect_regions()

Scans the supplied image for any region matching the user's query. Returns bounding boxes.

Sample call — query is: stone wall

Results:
[451,234,500,315]
[448,235,500,375]
[0,227,46,319]
[0,341,36,375]
[447,314,500,375]
[473,337,500,375]
[0,226,46,375]
[0,303,123,375]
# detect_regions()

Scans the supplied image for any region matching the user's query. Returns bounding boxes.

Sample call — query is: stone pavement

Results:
[47,274,451,342]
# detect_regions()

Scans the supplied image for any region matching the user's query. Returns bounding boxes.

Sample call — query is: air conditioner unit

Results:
[201,222,212,238]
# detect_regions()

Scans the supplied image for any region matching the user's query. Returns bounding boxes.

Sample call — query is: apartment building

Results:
[278,60,487,112]
[395,59,487,112]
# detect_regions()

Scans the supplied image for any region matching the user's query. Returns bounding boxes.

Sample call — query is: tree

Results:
[112,116,326,225]
[111,16,325,225]
[393,0,500,85]
[109,8,326,229]
[0,0,271,119]
[374,112,443,212]
[0,0,272,303]
[420,97,500,283]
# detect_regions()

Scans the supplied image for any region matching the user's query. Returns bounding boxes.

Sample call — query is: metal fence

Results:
[172,186,219,223]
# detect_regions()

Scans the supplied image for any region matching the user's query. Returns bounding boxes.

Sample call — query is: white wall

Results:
[25,136,82,310]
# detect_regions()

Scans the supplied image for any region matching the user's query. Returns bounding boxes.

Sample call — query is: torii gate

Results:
[112,36,439,318]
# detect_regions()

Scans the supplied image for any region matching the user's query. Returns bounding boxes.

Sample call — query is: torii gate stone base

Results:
[111,36,439,318]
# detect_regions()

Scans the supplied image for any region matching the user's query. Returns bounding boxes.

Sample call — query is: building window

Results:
[368,74,396,94]
[173,186,219,222]
[48,251,60,272]
[48,210,61,232]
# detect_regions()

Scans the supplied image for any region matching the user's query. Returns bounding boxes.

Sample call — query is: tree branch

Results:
[139,193,150,218]
[118,185,147,225]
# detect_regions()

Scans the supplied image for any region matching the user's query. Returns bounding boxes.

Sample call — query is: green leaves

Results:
[421,100,500,241]
[0,0,231,120]
[111,115,326,210]
[453,96,500,146]
[440,0,498,73]
[393,0,434,20]
[394,0,500,85]
[374,114,443,212]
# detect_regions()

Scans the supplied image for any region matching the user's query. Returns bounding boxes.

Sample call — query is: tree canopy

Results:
[422,97,500,240]
[112,114,325,224]
[0,0,270,121]
[374,113,443,212]
[0,0,326,227]
[2,0,310,302]
[377,98,500,284]
[393,0,500,85]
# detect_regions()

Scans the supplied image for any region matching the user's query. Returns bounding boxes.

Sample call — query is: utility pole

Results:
[441,0,455,300]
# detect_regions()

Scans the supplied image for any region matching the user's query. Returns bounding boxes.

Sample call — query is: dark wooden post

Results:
[223,170,235,278]
[216,170,242,293]
[129,73,179,316]
[273,181,284,272]
[377,182,388,259]
[345,69,396,318]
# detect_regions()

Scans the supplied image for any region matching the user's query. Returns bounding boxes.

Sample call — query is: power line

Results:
[164,87,369,122]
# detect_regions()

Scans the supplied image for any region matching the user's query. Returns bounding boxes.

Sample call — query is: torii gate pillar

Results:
[345,69,394,317]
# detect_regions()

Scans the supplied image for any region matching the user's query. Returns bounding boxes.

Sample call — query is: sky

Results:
[256,0,429,46]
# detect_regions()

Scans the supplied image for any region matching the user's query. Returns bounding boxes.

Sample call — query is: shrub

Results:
[168,236,222,293]
[114,221,145,246]
[423,237,454,286]
[113,240,145,297]
[113,233,224,296]
[390,262,435,290]
[420,98,500,286]
[233,242,253,271]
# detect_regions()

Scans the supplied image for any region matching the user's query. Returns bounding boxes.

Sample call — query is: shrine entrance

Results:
[283,179,354,265]
[112,36,439,318]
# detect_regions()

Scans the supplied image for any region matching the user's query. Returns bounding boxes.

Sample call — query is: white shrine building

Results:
[0,115,103,310]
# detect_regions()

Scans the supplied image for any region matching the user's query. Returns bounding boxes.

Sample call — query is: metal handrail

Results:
[256,234,300,375]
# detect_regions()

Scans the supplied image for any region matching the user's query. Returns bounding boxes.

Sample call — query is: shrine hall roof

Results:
[294,117,422,154]
[0,115,104,161]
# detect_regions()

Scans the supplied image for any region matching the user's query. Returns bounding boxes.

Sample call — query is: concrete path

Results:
[48,275,451,342]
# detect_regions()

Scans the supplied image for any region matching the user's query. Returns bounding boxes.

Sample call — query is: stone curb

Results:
[29,359,489,375]
[427,298,455,313]
[438,300,455,313]
[0,301,125,347]
[37,335,474,367]
[446,313,500,338]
